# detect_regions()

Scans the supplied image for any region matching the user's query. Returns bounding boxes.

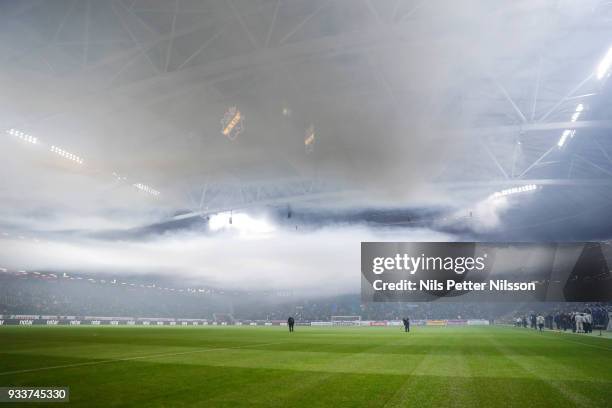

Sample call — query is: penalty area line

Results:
[0,341,282,377]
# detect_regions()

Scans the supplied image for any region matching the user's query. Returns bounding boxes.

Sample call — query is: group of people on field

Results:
[553,312,594,333]
[514,309,604,334]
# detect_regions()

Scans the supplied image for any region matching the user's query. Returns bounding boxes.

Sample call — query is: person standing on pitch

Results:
[536,314,545,331]
[403,317,410,332]
[584,311,592,334]
[287,316,295,333]
[575,313,584,333]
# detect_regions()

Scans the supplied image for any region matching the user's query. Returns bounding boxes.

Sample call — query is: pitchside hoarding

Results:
[361,242,612,302]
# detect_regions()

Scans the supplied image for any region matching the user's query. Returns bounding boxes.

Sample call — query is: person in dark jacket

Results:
[402,317,410,332]
[287,316,295,332]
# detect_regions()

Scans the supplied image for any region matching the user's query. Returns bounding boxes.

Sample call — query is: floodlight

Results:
[596,46,612,80]
[221,107,244,140]
[558,104,584,147]
[6,128,38,144]
[222,111,241,136]
[132,182,160,196]
[50,145,83,164]
[558,129,574,147]
[305,132,315,146]
[304,125,315,153]
[490,184,538,199]
[570,104,583,122]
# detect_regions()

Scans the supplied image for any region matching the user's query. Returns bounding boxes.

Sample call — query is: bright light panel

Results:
[304,125,315,146]
[222,109,242,137]
[570,103,583,122]
[557,129,575,147]
[490,184,537,199]
[6,128,37,144]
[596,46,612,80]
[133,183,160,196]
[50,145,83,164]
[558,104,584,147]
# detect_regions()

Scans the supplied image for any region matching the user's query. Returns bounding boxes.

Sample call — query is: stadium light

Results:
[596,46,612,80]
[221,107,244,140]
[304,125,315,153]
[570,103,583,122]
[132,183,160,196]
[489,184,538,199]
[557,129,575,147]
[557,104,584,148]
[50,145,84,164]
[6,128,37,144]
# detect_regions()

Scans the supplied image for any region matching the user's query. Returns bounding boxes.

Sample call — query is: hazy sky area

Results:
[1,0,612,293]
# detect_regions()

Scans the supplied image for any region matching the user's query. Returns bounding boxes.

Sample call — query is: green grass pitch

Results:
[0,325,611,407]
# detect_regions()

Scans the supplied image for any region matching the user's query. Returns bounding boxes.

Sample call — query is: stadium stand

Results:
[2,272,609,326]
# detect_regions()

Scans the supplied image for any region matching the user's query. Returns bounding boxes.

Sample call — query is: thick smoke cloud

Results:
[0,225,453,295]
[0,0,604,288]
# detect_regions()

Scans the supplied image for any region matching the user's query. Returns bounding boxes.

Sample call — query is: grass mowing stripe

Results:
[496,325,612,349]
[0,341,282,377]
[382,352,431,407]
[539,332,612,351]
[276,332,406,404]
[486,332,595,407]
